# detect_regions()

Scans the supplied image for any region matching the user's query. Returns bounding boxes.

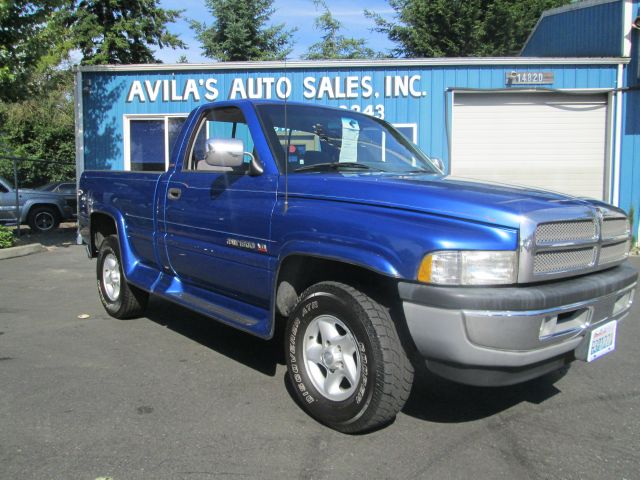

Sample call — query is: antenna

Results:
[283,57,290,214]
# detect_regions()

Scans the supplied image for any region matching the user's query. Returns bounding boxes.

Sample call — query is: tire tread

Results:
[97,236,148,319]
[294,281,413,433]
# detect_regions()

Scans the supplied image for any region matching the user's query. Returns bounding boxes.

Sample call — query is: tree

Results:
[303,0,376,60]
[0,1,65,101]
[366,0,571,58]
[0,0,187,187]
[0,70,75,187]
[65,0,185,65]
[191,0,295,61]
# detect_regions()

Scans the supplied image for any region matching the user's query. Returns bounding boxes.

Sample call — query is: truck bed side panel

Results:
[80,171,162,272]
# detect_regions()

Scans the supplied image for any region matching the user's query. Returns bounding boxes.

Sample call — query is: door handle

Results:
[167,187,182,200]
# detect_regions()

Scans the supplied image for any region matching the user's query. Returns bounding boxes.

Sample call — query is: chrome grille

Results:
[533,247,596,275]
[519,207,631,283]
[599,240,630,264]
[535,220,597,244]
[601,218,629,239]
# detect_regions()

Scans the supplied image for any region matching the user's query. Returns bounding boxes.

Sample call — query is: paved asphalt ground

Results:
[1,243,639,480]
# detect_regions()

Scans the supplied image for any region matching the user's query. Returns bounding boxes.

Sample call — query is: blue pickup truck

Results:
[79,100,637,433]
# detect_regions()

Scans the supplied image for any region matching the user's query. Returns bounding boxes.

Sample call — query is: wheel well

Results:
[89,212,117,257]
[274,255,419,368]
[27,203,61,218]
[275,256,399,318]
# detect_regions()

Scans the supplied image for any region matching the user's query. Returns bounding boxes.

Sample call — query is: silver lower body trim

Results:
[403,283,635,369]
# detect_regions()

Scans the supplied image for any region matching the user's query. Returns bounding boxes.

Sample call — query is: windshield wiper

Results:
[294,162,384,173]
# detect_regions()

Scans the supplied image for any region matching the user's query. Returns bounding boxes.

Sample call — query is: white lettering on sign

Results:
[127,79,216,103]
[303,76,375,100]
[144,80,161,102]
[127,81,146,102]
[275,77,291,99]
[229,78,246,99]
[125,74,428,112]
[361,76,373,99]
[204,78,218,101]
[384,75,424,98]
[183,79,200,101]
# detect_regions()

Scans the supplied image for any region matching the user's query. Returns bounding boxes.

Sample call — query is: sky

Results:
[156,0,397,63]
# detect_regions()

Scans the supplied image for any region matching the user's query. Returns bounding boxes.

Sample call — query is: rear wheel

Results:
[285,281,413,433]
[97,235,148,319]
[27,206,59,233]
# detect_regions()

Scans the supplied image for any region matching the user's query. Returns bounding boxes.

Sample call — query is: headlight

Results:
[418,250,518,285]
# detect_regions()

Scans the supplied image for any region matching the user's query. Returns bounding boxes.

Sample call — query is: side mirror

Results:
[431,157,445,174]
[205,138,245,167]
[248,155,264,176]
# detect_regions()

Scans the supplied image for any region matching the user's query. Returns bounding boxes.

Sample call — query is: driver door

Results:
[162,105,277,307]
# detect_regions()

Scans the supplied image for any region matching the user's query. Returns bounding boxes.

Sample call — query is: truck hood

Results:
[285,173,605,229]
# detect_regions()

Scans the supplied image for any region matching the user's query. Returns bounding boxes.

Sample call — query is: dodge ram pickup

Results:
[79,100,637,433]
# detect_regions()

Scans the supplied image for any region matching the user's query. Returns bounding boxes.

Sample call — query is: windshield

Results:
[255,104,439,175]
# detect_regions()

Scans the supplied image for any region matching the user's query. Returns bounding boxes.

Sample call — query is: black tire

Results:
[285,281,414,433]
[96,235,148,319]
[27,206,60,233]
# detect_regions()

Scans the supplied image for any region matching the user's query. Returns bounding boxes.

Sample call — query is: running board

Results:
[151,272,272,339]
[175,291,259,327]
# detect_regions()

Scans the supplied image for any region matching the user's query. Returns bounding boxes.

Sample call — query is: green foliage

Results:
[0,1,66,101]
[0,225,15,249]
[304,0,376,60]
[1,1,185,88]
[64,0,186,65]
[191,0,295,61]
[0,70,75,188]
[367,0,571,57]
[0,0,186,187]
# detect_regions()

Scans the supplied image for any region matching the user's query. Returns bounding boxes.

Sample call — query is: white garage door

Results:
[451,93,609,200]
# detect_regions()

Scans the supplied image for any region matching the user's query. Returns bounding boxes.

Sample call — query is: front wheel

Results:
[285,282,413,433]
[97,235,148,319]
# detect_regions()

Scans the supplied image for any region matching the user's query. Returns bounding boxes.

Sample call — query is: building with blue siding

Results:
[75,0,640,241]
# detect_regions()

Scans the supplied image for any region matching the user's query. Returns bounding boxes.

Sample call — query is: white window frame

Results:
[123,114,189,171]
[392,123,418,143]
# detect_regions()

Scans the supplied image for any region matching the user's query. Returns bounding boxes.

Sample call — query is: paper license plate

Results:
[586,321,617,362]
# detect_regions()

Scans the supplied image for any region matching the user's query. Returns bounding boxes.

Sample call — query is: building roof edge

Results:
[76,57,629,73]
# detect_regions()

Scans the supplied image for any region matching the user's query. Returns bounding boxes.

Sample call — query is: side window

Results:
[186,107,256,173]
[126,116,188,172]
[0,184,8,193]
[130,119,165,171]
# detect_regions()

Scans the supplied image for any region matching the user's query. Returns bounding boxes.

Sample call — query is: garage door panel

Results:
[451,93,608,200]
